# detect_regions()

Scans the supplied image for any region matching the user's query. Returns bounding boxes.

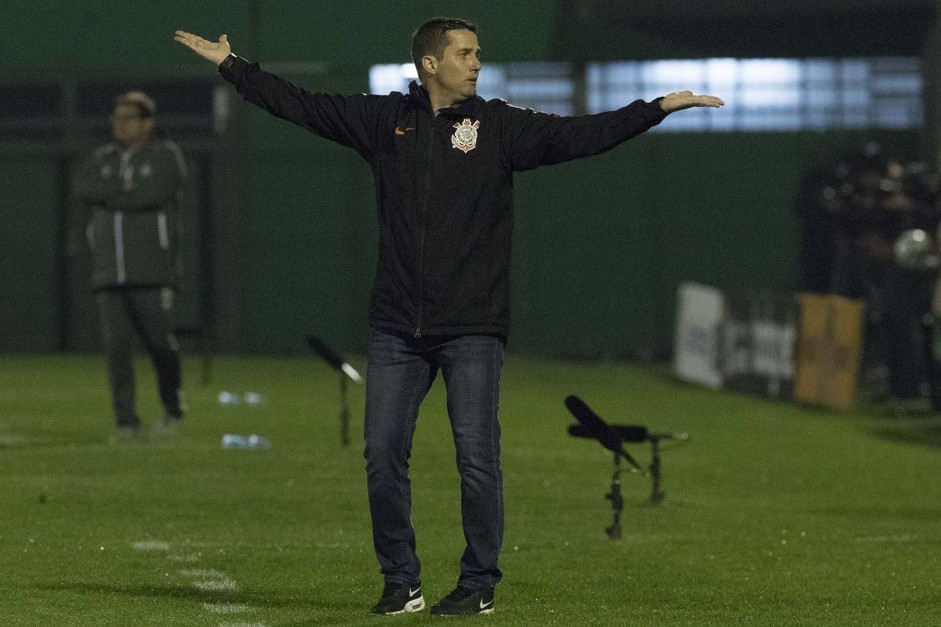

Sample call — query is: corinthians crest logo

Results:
[451,118,480,153]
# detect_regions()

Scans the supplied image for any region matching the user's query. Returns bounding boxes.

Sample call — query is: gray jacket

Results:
[74,139,187,290]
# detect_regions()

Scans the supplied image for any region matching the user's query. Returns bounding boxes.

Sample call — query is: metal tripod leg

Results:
[605,452,624,539]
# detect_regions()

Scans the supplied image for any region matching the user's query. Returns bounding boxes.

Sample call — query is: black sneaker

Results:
[430,585,495,616]
[108,425,142,445]
[151,414,181,441]
[371,582,425,615]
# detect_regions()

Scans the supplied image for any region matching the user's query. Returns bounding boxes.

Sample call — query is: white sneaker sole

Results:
[386,596,425,615]
[430,605,495,616]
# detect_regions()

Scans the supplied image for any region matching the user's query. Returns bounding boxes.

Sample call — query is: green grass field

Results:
[2,354,940,626]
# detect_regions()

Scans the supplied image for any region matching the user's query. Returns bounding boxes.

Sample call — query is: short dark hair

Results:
[411,17,478,77]
[115,90,156,118]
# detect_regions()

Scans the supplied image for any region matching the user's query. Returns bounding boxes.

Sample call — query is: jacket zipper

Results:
[114,210,126,285]
[414,115,436,338]
[115,151,131,285]
[157,211,169,250]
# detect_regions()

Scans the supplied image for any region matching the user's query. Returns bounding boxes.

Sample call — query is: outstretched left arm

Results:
[501,91,725,172]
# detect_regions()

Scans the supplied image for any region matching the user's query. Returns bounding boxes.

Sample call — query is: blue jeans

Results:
[364,327,504,590]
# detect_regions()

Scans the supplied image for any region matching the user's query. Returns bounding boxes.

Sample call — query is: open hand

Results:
[174,30,232,67]
[660,91,725,113]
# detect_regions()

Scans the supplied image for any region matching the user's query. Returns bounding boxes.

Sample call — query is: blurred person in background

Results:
[73,91,188,442]
[794,149,841,294]
[928,218,941,411]
[900,162,941,411]
[825,143,940,410]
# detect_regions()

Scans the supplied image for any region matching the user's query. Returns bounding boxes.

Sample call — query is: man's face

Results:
[111,103,154,148]
[428,29,481,104]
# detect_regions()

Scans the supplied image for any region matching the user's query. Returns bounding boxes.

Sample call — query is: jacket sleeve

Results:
[218,54,380,160]
[73,150,121,204]
[499,99,668,172]
[105,141,187,211]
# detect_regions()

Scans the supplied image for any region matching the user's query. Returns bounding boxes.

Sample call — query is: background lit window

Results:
[587,57,922,131]
[371,57,922,131]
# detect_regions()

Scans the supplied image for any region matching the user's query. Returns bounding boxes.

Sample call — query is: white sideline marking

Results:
[194,578,239,592]
[203,602,251,614]
[132,540,170,551]
[170,562,264,622]
[181,567,239,591]
[131,541,262,623]
[855,534,918,543]
[180,568,227,578]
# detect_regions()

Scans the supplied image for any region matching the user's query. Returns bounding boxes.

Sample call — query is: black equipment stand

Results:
[604,434,676,537]
[605,452,625,539]
[338,372,353,447]
[306,335,363,447]
[565,394,688,538]
[649,435,665,505]
[174,325,214,384]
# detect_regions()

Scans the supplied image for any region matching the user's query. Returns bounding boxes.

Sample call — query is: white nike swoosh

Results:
[479,599,494,609]
[410,587,421,597]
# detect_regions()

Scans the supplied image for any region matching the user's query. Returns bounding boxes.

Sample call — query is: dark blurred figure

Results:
[901,164,941,411]
[824,143,941,408]
[73,91,188,441]
[794,150,841,293]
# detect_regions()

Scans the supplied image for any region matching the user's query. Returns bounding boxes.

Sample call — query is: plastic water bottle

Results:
[246,434,271,449]
[243,392,265,405]
[221,433,271,450]
[218,391,241,405]
[222,433,248,448]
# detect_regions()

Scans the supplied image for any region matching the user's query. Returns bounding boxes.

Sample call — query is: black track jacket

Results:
[219,54,667,339]
[75,139,187,290]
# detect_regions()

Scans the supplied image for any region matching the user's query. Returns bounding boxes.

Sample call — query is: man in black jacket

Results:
[74,91,188,442]
[176,17,722,616]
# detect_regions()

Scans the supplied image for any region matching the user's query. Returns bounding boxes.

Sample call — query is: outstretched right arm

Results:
[174,30,379,158]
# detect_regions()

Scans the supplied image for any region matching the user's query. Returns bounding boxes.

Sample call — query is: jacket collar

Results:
[407,81,483,118]
[112,138,155,156]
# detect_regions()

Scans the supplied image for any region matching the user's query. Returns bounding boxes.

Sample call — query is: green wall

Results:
[0,1,929,356]
[0,157,60,351]
[510,130,920,357]
[3,1,558,76]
